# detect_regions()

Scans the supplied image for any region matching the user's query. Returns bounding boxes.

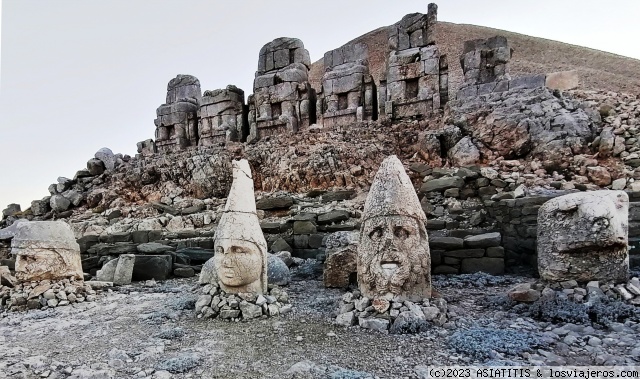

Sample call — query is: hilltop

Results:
[310,21,640,95]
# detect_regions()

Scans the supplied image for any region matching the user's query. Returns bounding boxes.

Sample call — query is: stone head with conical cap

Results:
[212,159,268,294]
[357,155,431,301]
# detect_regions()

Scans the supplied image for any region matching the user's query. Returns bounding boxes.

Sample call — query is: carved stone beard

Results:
[358,215,431,301]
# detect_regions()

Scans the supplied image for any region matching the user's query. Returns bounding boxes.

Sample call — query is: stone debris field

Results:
[2,2,640,379]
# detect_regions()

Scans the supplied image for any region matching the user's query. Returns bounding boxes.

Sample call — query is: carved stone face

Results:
[12,221,84,283]
[538,190,629,283]
[358,215,431,301]
[214,239,263,291]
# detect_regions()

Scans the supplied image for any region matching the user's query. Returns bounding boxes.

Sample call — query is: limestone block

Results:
[96,258,118,282]
[12,221,83,282]
[323,247,357,288]
[113,254,135,285]
[357,156,431,301]
[537,191,629,283]
[546,70,579,91]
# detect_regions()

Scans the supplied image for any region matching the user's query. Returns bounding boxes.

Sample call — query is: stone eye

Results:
[394,226,409,239]
[369,227,383,240]
[216,246,224,255]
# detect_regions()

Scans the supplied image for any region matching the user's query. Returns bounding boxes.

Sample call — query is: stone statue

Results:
[12,221,83,282]
[537,190,629,283]
[357,155,431,301]
[201,159,268,294]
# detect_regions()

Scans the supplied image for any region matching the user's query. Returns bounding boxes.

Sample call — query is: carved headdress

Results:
[215,159,268,253]
[362,155,427,224]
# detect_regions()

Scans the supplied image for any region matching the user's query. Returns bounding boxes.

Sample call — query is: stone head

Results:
[357,155,431,301]
[206,159,268,294]
[537,190,629,283]
[12,221,83,282]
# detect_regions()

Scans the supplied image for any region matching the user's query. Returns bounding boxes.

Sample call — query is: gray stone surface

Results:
[358,155,431,301]
[538,191,629,283]
[267,253,291,286]
[113,254,135,285]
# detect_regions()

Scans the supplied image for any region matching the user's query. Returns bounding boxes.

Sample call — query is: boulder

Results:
[267,254,290,286]
[95,147,116,171]
[448,137,480,166]
[323,247,357,288]
[50,195,71,212]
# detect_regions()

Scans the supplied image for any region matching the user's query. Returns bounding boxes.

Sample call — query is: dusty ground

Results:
[1,268,639,379]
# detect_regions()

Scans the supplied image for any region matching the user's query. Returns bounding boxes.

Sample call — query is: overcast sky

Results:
[1,0,639,210]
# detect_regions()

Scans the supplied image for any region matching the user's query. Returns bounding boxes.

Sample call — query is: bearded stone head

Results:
[537,190,628,283]
[357,156,432,301]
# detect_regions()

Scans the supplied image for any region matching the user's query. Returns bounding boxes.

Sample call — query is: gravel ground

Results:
[1,271,639,379]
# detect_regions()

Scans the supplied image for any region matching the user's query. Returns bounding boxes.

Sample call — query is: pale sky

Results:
[1,0,639,210]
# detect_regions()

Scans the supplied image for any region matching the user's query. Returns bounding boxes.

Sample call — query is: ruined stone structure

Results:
[457,36,545,99]
[357,155,431,301]
[318,43,377,127]
[537,191,629,283]
[200,159,267,294]
[12,221,83,282]
[154,75,202,153]
[248,38,316,142]
[381,3,448,120]
[198,85,247,145]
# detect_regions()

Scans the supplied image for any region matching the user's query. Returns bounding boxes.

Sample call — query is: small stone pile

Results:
[195,284,292,321]
[0,278,106,312]
[509,277,640,306]
[335,290,448,333]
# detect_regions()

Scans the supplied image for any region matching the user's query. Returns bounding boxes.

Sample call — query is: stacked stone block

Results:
[429,232,504,275]
[381,3,449,120]
[318,43,377,128]
[198,85,247,145]
[154,75,202,153]
[248,38,316,142]
[457,36,545,99]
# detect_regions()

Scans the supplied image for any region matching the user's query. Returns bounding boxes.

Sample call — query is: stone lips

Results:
[12,221,83,282]
[537,190,629,283]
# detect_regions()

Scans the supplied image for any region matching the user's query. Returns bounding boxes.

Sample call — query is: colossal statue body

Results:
[318,43,377,127]
[537,191,629,283]
[248,38,315,142]
[12,221,83,282]
[198,85,247,145]
[154,75,202,153]
[357,155,431,301]
[201,159,268,294]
